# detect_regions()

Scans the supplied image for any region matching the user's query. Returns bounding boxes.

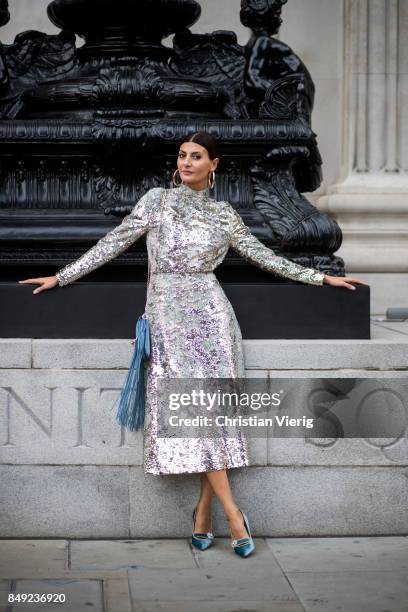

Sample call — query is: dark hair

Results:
[181,132,220,160]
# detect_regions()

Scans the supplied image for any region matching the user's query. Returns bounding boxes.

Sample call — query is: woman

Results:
[19,132,366,558]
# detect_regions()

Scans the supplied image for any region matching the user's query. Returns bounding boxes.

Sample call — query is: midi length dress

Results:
[56,183,325,475]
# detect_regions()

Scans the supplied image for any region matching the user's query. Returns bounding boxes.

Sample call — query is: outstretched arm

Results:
[228,206,325,286]
[55,187,163,287]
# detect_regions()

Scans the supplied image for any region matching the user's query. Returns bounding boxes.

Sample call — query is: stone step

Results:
[0,321,407,538]
[1,320,407,370]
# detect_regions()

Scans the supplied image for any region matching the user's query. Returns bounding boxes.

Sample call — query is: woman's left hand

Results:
[323,275,369,291]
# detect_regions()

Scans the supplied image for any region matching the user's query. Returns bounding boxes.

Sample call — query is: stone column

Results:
[318,0,408,310]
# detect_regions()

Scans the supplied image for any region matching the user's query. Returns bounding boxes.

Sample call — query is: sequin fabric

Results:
[56,184,325,475]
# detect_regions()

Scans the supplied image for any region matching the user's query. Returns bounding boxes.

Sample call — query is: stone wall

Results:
[1,334,407,537]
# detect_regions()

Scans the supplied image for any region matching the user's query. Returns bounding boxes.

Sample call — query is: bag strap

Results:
[145,188,167,307]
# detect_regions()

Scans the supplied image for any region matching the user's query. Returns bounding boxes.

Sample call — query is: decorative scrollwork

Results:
[0,0,344,280]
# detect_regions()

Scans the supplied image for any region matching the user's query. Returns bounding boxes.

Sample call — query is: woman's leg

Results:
[205,469,249,540]
[193,473,214,532]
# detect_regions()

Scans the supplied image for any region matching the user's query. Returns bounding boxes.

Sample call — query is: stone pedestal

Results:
[4,281,370,340]
[1,328,407,537]
[318,0,408,309]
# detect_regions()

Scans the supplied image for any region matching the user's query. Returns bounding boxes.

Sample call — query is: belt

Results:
[154,271,214,275]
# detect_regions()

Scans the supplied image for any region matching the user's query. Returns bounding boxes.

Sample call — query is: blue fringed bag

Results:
[114,190,167,432]
[115,313,151,431]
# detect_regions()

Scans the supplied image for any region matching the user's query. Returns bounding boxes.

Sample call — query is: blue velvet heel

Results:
[230,508,255,558]
[191,507,214,551]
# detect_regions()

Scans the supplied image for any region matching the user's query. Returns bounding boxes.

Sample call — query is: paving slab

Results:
[0,541,67,578]
[1,537,408,612]
[192,537,283,572]
[134,602,305,612]
[285,569,408,612]
[371,321,408,337]
[0,580,12,611]
[267,536,408,572]
[103,573,133,612]
[128,563,298,603]
[70,539,196,571]
[8,578,103,612]
[0,572,132,612]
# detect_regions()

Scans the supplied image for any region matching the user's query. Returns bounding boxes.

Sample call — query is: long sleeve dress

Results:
[56,183,325,475]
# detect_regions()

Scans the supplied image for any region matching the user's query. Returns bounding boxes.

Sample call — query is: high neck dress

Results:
[56,184,325,475]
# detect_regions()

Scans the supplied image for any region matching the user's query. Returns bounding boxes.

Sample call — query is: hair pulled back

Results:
[181,132,220,160]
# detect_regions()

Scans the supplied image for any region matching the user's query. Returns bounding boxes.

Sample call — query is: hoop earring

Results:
[208,170,216,189]
[172,169,183,186]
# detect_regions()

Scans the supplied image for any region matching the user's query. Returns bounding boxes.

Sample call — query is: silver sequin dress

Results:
[56,184,325,475]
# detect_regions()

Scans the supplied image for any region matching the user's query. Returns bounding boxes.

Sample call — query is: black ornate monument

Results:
[1,0,369,339]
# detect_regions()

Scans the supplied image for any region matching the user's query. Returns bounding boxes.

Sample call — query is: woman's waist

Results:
[150,270,219,288]
[153,270,216,277]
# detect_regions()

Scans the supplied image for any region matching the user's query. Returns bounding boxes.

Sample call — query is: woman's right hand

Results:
[18,275,59,294]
